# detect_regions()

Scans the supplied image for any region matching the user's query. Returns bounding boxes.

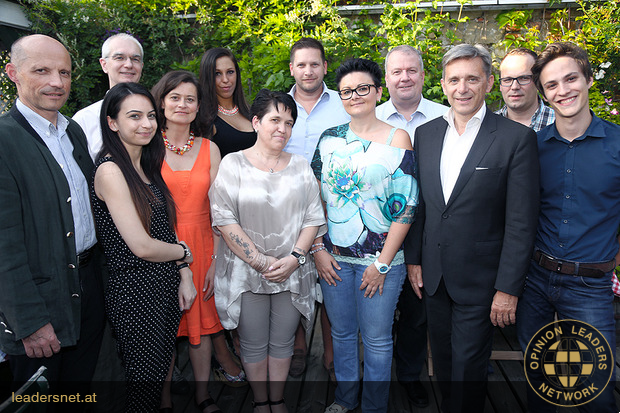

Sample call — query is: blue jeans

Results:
[320,261,405,413]
[517,260,617,413]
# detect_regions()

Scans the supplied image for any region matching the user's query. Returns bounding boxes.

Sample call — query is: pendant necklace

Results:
[256,150,281,173]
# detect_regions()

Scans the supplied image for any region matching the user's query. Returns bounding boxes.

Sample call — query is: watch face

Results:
[292,251,306,265]
[378,264,389,274]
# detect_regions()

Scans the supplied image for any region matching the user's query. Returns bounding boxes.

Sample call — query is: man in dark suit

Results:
[405,43,539,413]
[0,34,105,402]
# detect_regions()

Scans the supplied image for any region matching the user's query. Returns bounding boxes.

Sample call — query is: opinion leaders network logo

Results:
[524,319,613,407]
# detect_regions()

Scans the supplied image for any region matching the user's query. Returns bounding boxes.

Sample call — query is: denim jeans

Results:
[517,260,617,413]
[320,261,405,413]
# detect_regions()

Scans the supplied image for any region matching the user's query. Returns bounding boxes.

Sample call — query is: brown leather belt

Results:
[533,250,616,278]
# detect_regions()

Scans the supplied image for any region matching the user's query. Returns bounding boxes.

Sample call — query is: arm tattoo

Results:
[293,246,307,255]
[229,232,253,259]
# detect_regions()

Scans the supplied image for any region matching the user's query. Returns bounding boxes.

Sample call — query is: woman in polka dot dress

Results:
[91,82,197,412]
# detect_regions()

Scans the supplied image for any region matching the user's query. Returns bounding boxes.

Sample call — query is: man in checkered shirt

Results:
[496,48,554,132]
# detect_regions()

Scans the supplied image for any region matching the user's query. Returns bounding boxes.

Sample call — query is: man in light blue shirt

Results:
[376,45,447,408]
[284,38,349,163]
[376,45,448,145]
[284,38,349,379]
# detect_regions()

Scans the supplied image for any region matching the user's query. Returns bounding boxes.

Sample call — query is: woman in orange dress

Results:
[153,70,230,413]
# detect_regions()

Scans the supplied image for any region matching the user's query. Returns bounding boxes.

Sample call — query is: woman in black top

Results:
[199,47,256,157]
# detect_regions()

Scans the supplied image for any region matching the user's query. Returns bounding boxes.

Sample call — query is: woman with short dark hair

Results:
[311,59,418,413]
[210,89,326,413]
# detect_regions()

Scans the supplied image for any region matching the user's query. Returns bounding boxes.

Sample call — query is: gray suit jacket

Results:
[0,106,94,355]
[405,108,539,305]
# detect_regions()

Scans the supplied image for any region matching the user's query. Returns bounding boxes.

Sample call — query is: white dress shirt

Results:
[73,99,103,161]
[440,105,486,203]
[17,99,97,253]
[376,97,448,144]
[285,83,350,163]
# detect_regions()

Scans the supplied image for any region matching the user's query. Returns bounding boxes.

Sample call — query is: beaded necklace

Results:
[218,104,239,116]
[162,130,195,155]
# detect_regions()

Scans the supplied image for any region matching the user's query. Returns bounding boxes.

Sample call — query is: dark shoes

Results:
[400,380,429,408]
[289,349,307,377]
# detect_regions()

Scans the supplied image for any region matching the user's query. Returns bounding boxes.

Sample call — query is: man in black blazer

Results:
[405,44,539,413]
[0,35,104,401]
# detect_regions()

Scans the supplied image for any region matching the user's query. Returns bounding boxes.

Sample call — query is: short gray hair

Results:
[101,33,143,59]
[442,44,492,79]
[384,45,424,73]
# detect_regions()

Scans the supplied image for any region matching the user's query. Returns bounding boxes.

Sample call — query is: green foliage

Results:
[1,0,619,122]
[552,0,620,123]
[377,1,466,105]
[494,1,620,122]
[0,49,16,112]
[14,0,200,116]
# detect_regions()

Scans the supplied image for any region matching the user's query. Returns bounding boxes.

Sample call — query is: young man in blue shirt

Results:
[517,42,620,413]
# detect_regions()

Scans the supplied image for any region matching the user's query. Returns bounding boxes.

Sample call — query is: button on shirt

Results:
[285,83,350,163]
[16,100,96,254]
[536,113,620,262]
[376,97,448,144]
[440,105,486,203]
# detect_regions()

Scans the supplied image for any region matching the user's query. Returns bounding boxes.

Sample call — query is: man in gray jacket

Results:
[0,34,104,400]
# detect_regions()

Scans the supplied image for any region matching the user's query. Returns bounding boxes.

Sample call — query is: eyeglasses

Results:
[499,75,533,87]
[338,84,377,100]
[107,53,143,64]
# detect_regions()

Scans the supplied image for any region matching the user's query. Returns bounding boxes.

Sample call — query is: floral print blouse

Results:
[311,123,418,261]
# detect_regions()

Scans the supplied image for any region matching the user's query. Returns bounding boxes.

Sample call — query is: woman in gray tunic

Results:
[209,89,326,413]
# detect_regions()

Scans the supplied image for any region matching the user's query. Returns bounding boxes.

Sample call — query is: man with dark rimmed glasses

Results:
[496,48,554,132]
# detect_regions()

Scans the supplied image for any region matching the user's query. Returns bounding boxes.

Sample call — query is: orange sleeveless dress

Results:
[162,140,223,344]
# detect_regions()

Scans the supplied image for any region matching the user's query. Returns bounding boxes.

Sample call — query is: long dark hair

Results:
[151,70,202,136]
[99,82,176,231]
[199,47,251,139]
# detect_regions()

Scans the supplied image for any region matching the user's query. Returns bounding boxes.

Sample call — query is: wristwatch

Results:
[291,251,306,266]
[373,259,391,274]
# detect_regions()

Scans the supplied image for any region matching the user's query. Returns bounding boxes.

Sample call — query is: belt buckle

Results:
[555,261,563,273]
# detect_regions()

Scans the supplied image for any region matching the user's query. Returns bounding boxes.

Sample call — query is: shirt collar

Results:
[289,82,330,102]
[382,97,433,120]
[531,97,546,119]
[541,110,605,142]
[16,99,68,134]
[444,104,486,130]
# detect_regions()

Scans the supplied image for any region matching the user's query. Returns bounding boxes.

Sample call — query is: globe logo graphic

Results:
[542,337,595,388]
[524,319,614,407]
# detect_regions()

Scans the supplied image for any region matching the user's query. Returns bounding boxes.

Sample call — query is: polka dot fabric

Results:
[91,157,181,412]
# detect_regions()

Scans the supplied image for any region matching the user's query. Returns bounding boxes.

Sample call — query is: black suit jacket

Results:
[405,108,539,305]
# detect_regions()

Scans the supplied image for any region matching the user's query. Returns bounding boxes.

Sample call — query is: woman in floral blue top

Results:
[310,58,418,413]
